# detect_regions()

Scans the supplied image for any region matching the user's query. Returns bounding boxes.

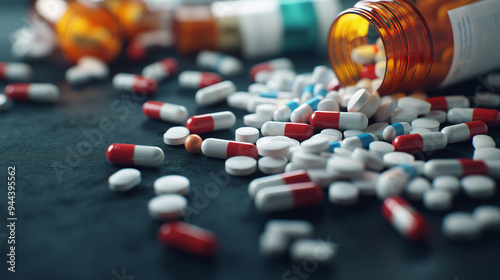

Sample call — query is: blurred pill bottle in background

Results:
[173,0,341,58]
[328,0,500,95]
[31,0,123,64]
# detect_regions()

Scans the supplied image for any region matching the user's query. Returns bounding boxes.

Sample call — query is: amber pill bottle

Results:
[328,0,500,95]
[32,0,123,64]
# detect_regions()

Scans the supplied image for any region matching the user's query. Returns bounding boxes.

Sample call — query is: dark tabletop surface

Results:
[1,1,500,280]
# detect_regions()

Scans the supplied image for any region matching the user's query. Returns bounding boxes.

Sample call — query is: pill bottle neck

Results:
[328,0,433,95]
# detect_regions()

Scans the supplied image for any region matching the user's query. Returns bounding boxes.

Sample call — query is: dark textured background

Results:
[1,1,500,280]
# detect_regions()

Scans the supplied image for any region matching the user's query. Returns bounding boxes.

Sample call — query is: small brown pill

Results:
[185,134,203,154]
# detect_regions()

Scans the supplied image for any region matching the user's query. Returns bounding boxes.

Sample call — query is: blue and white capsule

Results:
[383,122,412,142]
[291,96,323,123]
[341,133,378,150]
[376,164,418,200]
[328,141,342,153]
[313,84,328,98]
[274,99,301,122]
[301,84,315,103]
[255,91,295,100]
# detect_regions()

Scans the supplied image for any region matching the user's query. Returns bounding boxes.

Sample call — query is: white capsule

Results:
[141,57,177,82]
[154,175,190,195]
[248,170,311,198]
[108,168,141,192]
[441,122,488,144]
[197,50,243,76]
[461,175,496,199]
[112,73,157,94]
[259,231,289,257]
[179,71,223,89]
[265,220,314,239]
[163,126,190,146]
[148,194,187,220]
[443,212,481,241]
[473,205,500,231]
[341,133,377,150]
[472,135,496,149]
[0,62,32,81]
[423,189,453,211]
[258,157,288,174]
[329,182,359,205]
[290,239,337,266]
[225,156,257,176]
[405,177,431,200]
[273,99,301,122]
[433,176,460,196]
[66,57,109,85]
[195,80,236,106]
[142,101,188,125]
[201,138,257,159]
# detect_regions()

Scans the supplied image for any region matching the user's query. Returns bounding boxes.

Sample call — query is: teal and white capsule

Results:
[255,91,295,100]
[313,84,328,98]
[376,164,418,200]
[291,96,323,123]
[328,141,342,153]
[301,84,315,103]
[383,122,412,142]
[274,98,301,121]
[341,133,378,150]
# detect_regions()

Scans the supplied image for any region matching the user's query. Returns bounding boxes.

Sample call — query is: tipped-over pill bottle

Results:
[32,0,123,63]
[328,0,500,95]
[173,0,341,58]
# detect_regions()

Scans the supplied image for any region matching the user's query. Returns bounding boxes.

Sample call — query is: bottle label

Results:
[440,1,500,88]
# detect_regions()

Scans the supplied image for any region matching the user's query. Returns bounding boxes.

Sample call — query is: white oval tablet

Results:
[148,194,187,220]
[397,97,431,115]
[433,175,460,195]
[258,157,288,174]
[472,135,496,149]
[163,126,190,146]
[473,205,500,231]
[424,110,447,123]
[443,212,481,241]
[329,182,359,205]
[236,127,260,143]
[318,99,339,111]
[343,129,363,138]
[307,168,338,188]
[327,158,364,179]
[301,137,329,154]
[154,175,190,195]
[352,171,379,196]
[473,147,500,161]
[383,152,415,168]
[423,189,452,211]
[369,141,395,158]
[351,148,384,171]
[406,177,431,200]
[292,152,327,169]
[411,118,440,131]
[257,137,290,158]
[460,175,496,199]
[108,168,141,192]
[225,156,257,176]
[321,129,343,141]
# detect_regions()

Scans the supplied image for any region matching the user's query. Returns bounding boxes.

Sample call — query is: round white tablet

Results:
[406,177,431,200]
[352,171,379,196]
[309,133,337,143]
[424,110,447,123]
[333,147,352,158]
[163,126,190,146]
[472,135,496,149]
[432,175,460,195]
[351,148,384,171]
[410,128,432,135]
[423,189,453,211]
[443,212,481,241]
[318,99,339,111]
[235,127,260,143]
[154,175,190,195]
[327,158,364,179]
[108,168,141,192]
[258,157,288,174]
[473,205,500,231]
[257,136,291,157]
[343,129,363,138]
[473,147,500,161]
[227,92,249,110]
[301,137,329,154]
[460,175,496,199]
[148,194,187,220]
[329,182,359,205]
[292,152,327,169]
[225,156,257,176]
[284,162,301,172]
[411,118,440,132]
[397,97,431,115]
[321,129,343,141]
[369,141,395,158]
[383,152,415,168]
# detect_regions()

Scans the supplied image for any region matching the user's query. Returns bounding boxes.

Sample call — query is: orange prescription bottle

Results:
[32,0,123,64]
[328,0,500,95]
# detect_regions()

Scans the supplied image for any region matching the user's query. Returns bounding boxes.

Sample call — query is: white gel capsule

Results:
[197,50,243,76]
[0,62,32,81]
[195,80,236,106]
[148,194,187,220]
[383,122,412,142]
[154,175,190,195]
[472,135,496,149]
[108,168,141,192]
[291,96,322,123]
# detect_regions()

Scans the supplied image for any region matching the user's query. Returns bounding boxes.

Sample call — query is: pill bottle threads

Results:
[32,0,123,64]
[328,0,481,95]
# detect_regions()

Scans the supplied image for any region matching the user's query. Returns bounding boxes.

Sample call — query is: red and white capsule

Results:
[261,121,314,142]
[392,132,448,153]
[186,111,236,134]
[255,182,323,213]
[0,62,32,81]
[158,222,218,258]
[142,57,179,82]
[425,95,469,111]
[382,196,429,241]
[441,121,488,143]
[4,83,60,102]
[142,101,188,124]
[248,170,312,198]
[106,143,164,167]
[447,108,500,126]
[201,138,258,159]
[249,58,293,81]
[423,159,500,179]
[179,71,223,89]
[112,73,158,95]
[310,111,368,130]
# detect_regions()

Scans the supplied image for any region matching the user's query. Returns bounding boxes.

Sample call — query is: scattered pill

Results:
[301,137,329,154]
[382,196,428,241]
[292,152,328,170]
[475,92,500,108]
[473,206,500,231]
[423,189,453,211]
[442,212,480,241]
[290,239,337,266]
[258,157,288,174]
[397,97,431,115]
[411,118,440,131]
[383,152,415,168]
[148,194,187,219]
[390,108,418,124]
[4,83,60,102]
[460,175,496,199]
[343,130,364,138]
[248,170,311,198]
[317,98,339,111]
[0,62,31,81]
[291,96,322,123]
[106,143,164,167]
[273,99,300,122]
[164,126,190,146]
[423,159,500,179]
[255,182,323,213]
[185,134,203,154]
[235,127,260,143]
[261,121,314,142]
[383,122,411,142]
[473,147,500,161]
[363,122,389,140]
[341,133,377,150]
[329,182,359,205]
[225,156,257,176]
[108,168,141,192]
[374,96,397,122]
[257,137,291,158]
[424,110,447,123]
[142,57,178,82]
[351,148,384,171]
[158,221,218,257]
[352,171,379,196]
[259,231,289,257]
[142,101,189,124]
[406,177,431,200]
[310,111,368,130]
[154,175,190,195]
[202,138,258,160]
[369,141,395,158]
[447,108,500,126]
[432,175,460,196]
[0,93,10,111]
[441,121,488,144]
[392,132,448,154]
[376,165,417,199]
[112,73,157,95]
[472,135,496,149]
[66,56,109,85]
[178,71,223,89]
[250,58,294,81]
[186,111,236,134]
[327,157,364,179]
[426,95,470,111]
[197,51,243,76]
